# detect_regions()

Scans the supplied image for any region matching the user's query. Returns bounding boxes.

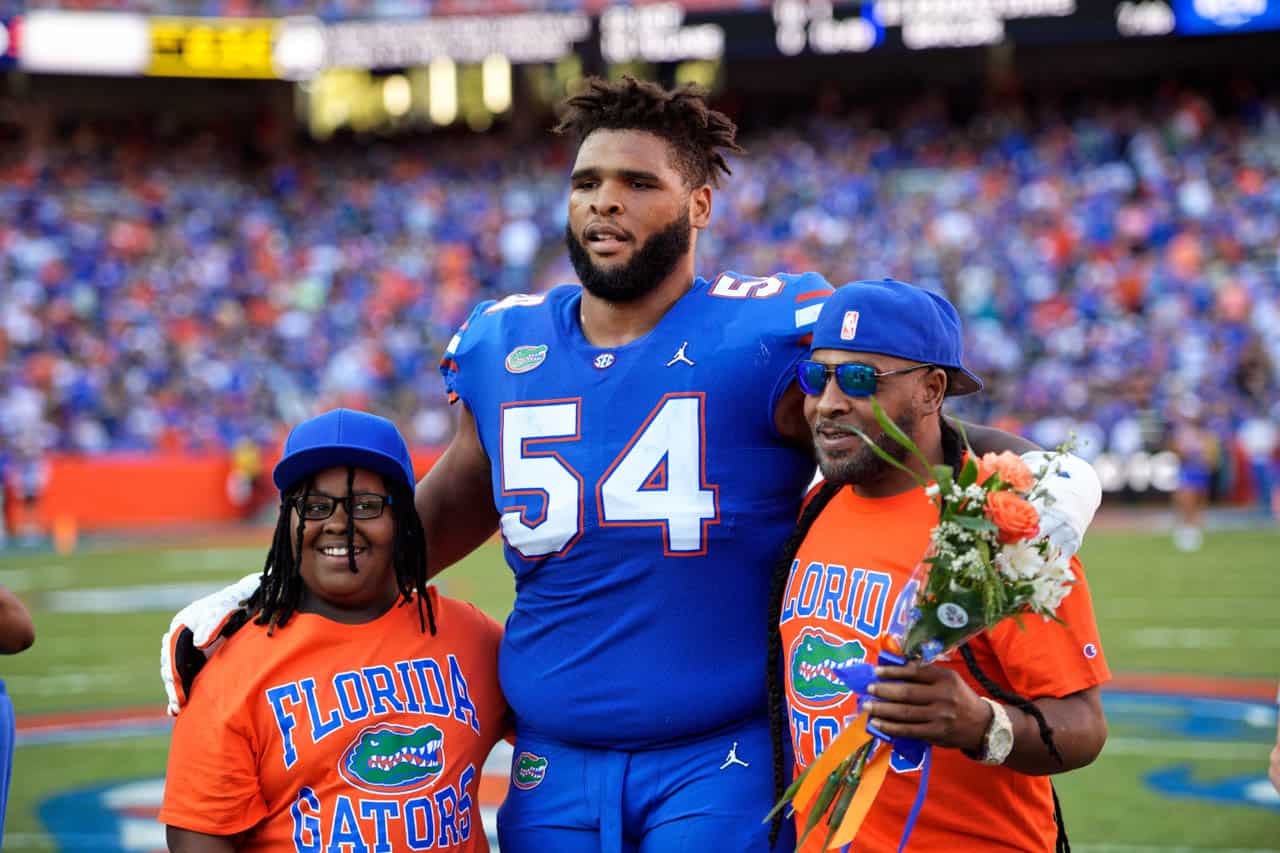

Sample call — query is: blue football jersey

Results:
[441,272,832,749]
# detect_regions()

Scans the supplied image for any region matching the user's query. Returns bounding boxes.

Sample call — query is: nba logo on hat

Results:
[840,311,860,341]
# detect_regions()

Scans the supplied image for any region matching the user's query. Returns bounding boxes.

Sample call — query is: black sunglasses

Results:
[292,492,393,521]
[796,360,936,397]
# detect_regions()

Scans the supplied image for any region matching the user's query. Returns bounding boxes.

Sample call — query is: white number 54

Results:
[499,395,719,558]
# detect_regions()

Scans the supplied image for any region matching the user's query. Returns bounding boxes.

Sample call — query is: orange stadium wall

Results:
[24,450,443,533]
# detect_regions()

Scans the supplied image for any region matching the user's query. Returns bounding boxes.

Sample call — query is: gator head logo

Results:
[338,723,444,795]
[512,752,549,790]
[505,344,548,374]
[789,629,866,708]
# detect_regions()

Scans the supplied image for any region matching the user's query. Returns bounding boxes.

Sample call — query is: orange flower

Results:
[978,451,1036,493]
[985,490,1041,544]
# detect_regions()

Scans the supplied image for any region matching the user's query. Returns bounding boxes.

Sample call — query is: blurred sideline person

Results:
[1271,684,1280,795]
[769,281,1108,851]
[0,585,36,848]
[1170,404,1217,552]
[162,78,1101,852]
[161,409,505,852]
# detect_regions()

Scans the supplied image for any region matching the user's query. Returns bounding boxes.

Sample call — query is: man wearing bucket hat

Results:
[767,279,1109,852]
[161,409,506,852]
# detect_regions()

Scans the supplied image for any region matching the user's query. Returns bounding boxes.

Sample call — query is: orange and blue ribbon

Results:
[819,650,932,852]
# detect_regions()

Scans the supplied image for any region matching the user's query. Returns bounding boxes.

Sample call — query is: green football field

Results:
[2,526,1278,851]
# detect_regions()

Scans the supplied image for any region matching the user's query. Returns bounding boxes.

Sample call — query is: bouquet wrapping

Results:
[769,402,1076,851]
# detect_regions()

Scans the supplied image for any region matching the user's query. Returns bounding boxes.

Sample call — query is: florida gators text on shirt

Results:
[160,587,506,852]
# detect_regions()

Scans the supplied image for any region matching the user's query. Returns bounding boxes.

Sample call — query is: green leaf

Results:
[952,418,976,456]
[764,762,813,823]
[870,399,936,474]
[932,464,955,513]
[822,771,862,850]
[952,515,997,534]
[957,456,978,488]
[797,765,847,848]
[833,419,930,490]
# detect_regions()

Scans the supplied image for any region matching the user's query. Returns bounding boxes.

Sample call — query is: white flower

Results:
[963,484,988,503]
[1045,551,1075,584]
[926,483,941,498]
[996,540,1042,581]
[1030,575,1071,613]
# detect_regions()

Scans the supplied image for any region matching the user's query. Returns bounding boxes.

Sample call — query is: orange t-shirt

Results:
[780,484,1110,852]
[160,586,506,851]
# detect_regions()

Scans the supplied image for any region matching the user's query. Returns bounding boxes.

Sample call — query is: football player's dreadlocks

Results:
[553,75,744,189]
[248,466,435,636]
[764,418,1068,851]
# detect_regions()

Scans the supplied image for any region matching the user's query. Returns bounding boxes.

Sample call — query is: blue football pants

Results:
[0,680,14,849]
[497,716,794,853]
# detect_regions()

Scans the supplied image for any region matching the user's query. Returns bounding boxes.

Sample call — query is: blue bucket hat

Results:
[273,409,416,494]
[809,279,982,396]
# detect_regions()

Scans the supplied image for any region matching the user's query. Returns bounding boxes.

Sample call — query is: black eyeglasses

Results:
[796,360,936,397]
[292,492,393,521]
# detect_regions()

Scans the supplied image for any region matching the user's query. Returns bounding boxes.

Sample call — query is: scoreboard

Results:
[10,0,1279,78]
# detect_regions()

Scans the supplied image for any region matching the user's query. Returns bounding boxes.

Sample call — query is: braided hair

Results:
[765,417,1067,849]
[248,467,436,636]
[553,75,744,189]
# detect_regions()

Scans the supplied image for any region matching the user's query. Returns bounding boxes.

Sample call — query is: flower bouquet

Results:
[768,400,1077,851]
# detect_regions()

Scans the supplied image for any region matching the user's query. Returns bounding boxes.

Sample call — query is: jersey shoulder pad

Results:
[439,287,574,403]
[703,270,833,343]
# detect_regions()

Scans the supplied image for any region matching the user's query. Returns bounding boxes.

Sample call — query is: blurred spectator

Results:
[2,439,49,544]
[1169,402,1217,551]
[0,86,1277,524]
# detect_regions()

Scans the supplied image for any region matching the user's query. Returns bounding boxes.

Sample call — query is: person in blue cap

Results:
[160,409,506,852]
[162,78,1105,853]
[161,80,1101,851]
[768,280,1108,852]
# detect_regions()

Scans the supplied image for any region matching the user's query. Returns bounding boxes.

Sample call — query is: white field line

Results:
[1104,737,1271,760]
[1076,847,1279,853]
[1123,627,1280,649]
[1101,596,1278,616]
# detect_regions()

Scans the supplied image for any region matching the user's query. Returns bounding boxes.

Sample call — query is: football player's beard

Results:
[566,210,692,304]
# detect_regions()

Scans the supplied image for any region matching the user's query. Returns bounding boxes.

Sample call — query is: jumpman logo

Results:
[719,742,749,770]
[666,341,695,367]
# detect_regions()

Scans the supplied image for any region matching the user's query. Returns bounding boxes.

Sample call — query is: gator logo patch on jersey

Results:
[789,628,866,708]
[512,752,549,790]
[338,723,445,795]
[505,344,548,374]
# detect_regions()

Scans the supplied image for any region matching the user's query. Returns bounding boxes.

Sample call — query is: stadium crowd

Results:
[0,86,1277,511]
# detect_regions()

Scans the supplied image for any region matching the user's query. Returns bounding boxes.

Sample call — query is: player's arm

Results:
[865,662,1107,774]
[166,827,240,852]
[416,403,500,579]
[774,381,814,448]
[951,419,1040,455]
[0,585,35,654]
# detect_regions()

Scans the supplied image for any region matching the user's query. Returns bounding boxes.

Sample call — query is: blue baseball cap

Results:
[273,409,416,494]
[810,279,982,396]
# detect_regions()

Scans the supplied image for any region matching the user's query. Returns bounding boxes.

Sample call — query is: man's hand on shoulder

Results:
[161,573,259,715]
